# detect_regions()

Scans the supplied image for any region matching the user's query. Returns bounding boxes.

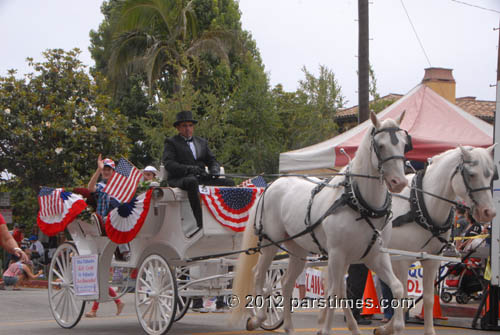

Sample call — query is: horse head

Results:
[451,145,497,223]
[369,111,410,193]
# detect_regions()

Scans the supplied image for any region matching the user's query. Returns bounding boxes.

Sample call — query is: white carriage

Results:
[47,186,286,335]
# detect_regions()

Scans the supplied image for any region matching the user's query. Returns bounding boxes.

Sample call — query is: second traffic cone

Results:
[417,293,448,320]
[361,271,381,315]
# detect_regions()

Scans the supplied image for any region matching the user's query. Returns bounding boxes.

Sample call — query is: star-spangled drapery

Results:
[37,188,87,236]
[200,187,264,232]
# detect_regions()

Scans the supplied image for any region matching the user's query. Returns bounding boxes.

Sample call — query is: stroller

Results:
[440,257,486,304]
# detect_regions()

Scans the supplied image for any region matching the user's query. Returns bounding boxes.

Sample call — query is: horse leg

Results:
[341,266,363,335]
[422,260,440,335]
[281,242,308,335]
[367,254,405,335]
[246,244,279,331]
[318,255,348,335]
[373,260,410,335]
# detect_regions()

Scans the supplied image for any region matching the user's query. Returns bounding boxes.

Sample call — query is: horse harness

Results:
[393,155,498,251]
[253,126,410,260]
[304,172,392,259]
[393,169,455,250]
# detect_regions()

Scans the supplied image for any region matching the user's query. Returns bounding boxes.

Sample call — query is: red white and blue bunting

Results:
[200,187,263,232]
[105,189,153,244]
[37,189,87,236]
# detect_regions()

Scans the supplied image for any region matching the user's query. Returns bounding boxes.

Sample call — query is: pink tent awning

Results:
[279,85,493,172]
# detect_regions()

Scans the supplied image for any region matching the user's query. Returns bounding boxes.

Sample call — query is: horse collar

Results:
[393,169,454,249]
[347,178,392,219]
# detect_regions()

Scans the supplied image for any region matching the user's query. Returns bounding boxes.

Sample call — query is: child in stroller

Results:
[441,258,486,304]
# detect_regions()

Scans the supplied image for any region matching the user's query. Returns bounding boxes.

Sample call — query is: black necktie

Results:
[185,138,193,143]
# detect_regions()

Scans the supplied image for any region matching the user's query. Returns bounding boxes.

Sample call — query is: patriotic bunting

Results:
[37,187,87,236]
[201,187,263,232]
[105,189,153,244]
[239,175,267,188]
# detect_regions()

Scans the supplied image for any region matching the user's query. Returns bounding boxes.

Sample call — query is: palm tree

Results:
[108,0,237,95]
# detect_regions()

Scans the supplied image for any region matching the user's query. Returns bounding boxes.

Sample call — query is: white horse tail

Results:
[230,209,260,324]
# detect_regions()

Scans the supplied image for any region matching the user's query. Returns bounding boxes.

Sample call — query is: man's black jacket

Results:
[162,134,220,182]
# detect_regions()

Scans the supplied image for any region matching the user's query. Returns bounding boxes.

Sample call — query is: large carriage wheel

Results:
[135,254,177,335]
[174,266,192,322]
[48,242,86,329]
[251,267,285,331]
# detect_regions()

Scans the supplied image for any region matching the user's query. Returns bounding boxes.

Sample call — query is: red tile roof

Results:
[336,94,495,123]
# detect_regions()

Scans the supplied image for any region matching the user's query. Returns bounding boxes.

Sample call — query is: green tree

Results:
[275,65,346,151]
[0,49,130,226]
[108,0,238,95]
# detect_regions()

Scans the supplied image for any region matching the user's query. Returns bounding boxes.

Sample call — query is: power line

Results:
[451,0,500,14]
[400,0,432,67]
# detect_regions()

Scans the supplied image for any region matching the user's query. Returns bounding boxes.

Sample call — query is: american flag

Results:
[239,176,267,188]
[38,187,64,217]
[102,158,142,203]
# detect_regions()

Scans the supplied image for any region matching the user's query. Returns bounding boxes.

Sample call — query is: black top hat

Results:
[173,110,198,127]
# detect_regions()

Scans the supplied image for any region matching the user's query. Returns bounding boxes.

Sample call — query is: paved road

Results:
[0,288,496,335]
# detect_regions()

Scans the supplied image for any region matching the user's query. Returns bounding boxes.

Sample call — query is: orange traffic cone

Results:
[417,293,448,320]
[361,271,381,316]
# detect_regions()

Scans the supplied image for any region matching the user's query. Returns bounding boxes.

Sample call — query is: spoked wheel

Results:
[252,267,285,331]
[174,266,191,322]
[48,242,85,329]
[135,254,177,335]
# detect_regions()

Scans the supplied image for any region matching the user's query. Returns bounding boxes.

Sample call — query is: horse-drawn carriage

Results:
[46,186,286,335]
[44,112,498,335]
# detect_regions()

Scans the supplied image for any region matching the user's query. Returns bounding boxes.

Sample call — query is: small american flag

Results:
[239,176,267,188]
[102,158,142,203]
[38,187,64,217]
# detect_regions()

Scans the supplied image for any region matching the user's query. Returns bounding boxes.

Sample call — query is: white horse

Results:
[372,145,497,335]
[231,111,410,335]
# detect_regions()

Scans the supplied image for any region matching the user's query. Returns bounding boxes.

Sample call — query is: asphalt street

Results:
[0,288,497,335]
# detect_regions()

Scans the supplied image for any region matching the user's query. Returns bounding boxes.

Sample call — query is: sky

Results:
[1,0,499,107]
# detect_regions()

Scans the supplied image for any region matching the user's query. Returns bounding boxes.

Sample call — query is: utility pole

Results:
[358,0,370,123]
[487,20,500,330]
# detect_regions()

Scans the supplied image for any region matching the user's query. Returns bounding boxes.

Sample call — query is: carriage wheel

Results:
[251,267,285,331]
[174,266,192,322]
[135,254,177,335]
[440,291,452,303]
[48,242,85,329]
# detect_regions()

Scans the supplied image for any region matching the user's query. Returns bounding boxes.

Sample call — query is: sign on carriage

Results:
[72,255,99,297]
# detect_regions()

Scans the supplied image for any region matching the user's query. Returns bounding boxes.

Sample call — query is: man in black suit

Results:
[162,110,235,231]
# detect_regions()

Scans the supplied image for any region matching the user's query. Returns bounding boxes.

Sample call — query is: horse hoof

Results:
[245,317,255,331]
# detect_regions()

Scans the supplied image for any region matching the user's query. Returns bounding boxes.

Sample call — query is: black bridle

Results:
[451,156,498,209]
[371,127,413,175]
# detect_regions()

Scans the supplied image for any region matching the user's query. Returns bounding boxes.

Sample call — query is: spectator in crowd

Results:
[346,264,371,325]
[1,252,43,290]
[1,217,28,270]
[29,235,45,258]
